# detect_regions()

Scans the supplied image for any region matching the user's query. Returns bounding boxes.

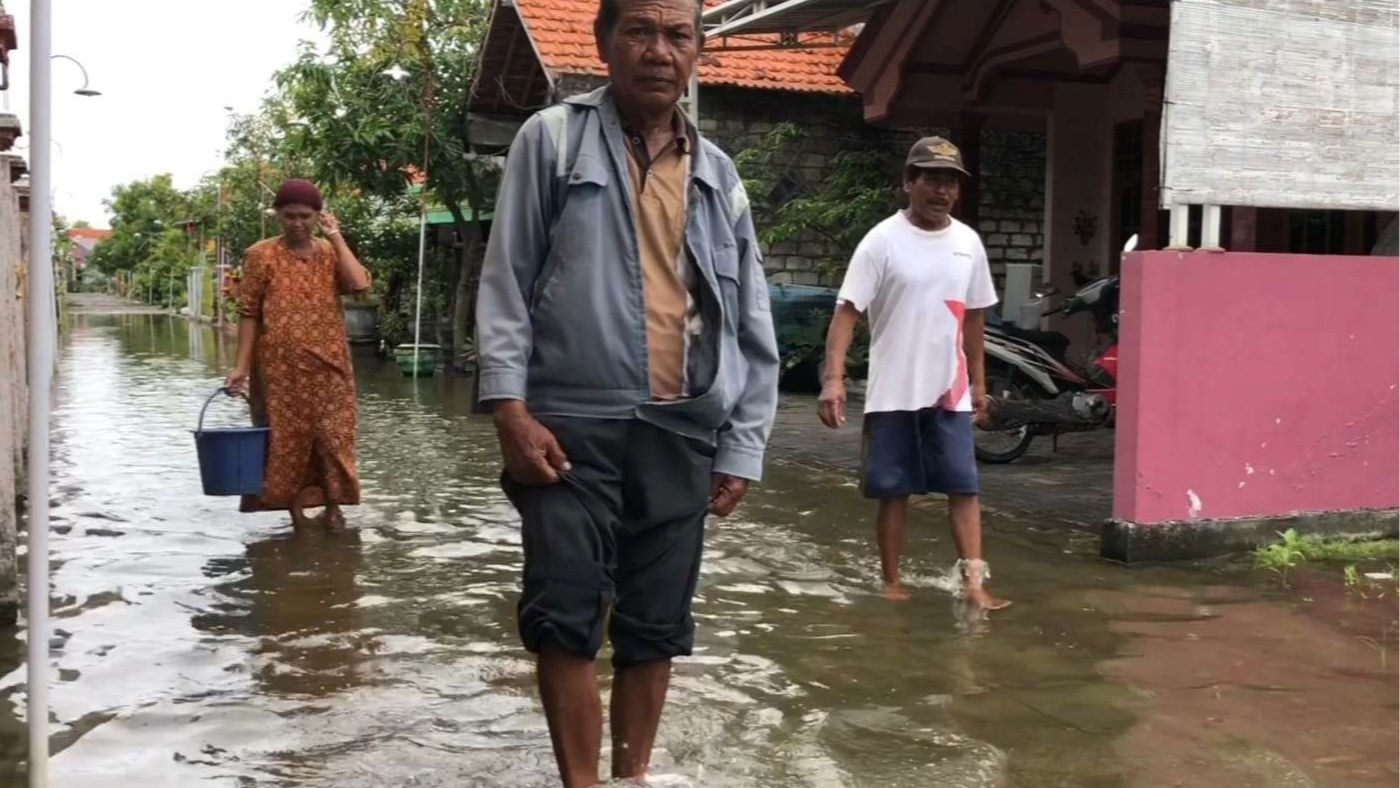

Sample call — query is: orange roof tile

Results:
[66,227,111,240]
[513,0,853,95]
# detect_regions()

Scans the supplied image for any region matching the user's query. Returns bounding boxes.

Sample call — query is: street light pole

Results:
[26,1,54,785]
[50,54,100,97]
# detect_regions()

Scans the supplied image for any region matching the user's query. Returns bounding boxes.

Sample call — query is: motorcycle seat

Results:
[998,325,1072,361]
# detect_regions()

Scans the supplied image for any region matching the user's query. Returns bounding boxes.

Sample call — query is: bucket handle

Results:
[197,387,249,432]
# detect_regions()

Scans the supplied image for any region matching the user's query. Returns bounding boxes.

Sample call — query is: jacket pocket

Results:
[568,153,610,189]
[536,155,612,314]
[712,242,741,331]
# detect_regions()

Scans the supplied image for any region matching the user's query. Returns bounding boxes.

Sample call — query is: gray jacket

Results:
[476,87,780,481]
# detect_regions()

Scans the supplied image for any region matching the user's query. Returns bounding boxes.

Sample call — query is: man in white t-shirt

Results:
[818,136,1009,609]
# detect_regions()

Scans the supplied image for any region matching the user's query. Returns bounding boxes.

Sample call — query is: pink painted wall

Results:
[1114,251,1400,524]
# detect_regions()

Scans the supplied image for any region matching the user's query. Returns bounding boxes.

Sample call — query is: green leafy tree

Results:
[52,214,75,294]
[202,106,314,260]
[89,175,211,308]
[736,122,900,283]
[273,0,495,368]
[735,123,893,378]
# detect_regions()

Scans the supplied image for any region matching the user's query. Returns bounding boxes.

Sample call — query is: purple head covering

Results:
[273,179,324,211]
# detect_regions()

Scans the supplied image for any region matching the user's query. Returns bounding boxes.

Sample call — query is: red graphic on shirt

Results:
[936,299,968,410]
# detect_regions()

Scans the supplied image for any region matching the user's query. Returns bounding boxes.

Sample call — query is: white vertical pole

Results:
[411,208,427,379]
[1168,203,1191,250]
[685,68,699,125]
[26,0,54,784]
[1201,204,1222,250]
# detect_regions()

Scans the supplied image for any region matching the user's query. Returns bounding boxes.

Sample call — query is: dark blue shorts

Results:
[861,408,979,499]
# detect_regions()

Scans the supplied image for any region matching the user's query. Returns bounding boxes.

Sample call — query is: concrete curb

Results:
[1101,508,1400,563]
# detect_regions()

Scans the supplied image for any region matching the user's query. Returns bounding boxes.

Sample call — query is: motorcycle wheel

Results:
[975,370,1037,464]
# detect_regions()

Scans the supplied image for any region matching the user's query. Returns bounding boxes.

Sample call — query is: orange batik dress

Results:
[236,237,362,512]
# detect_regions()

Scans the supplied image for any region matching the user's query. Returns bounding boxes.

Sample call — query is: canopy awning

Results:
[408,178,498,226]
[703,0,890,37]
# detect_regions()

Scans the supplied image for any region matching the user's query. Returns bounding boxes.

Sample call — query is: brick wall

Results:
[551,78,1047,288]
[697,88,911,287]
[977,130,1047,277]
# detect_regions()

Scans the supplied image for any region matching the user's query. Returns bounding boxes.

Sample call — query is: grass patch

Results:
[1297,537,1398,562]
[1248,533,1400,670]
[1254,529,1397,564]
[1253,529,1398,587]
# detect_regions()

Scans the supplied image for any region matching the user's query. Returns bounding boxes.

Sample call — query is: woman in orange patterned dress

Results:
[225,179,371,530]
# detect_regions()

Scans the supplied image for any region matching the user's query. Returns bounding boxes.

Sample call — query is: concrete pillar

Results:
[1046,83,1113,347]
[1108,250,1400,560]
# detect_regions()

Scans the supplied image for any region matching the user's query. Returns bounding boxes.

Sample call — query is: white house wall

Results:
[1162,0,1399,212]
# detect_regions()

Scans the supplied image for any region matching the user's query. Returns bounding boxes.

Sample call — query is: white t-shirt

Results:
[836,212,999,414]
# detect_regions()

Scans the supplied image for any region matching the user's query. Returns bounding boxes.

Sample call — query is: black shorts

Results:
[861,408,979,499]
[501,416,713,668]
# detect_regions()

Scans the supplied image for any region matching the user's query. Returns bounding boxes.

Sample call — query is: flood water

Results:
[0,311,1395,787]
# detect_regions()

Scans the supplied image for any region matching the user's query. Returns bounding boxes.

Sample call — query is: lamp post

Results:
[50,54,99,97]
[20,38,104,788]
[26,5,54,785]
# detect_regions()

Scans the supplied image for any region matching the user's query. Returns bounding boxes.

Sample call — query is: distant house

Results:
[66,227,110,273]
[471,0,1048,285]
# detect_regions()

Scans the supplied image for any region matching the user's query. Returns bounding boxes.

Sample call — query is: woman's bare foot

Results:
[290,487,324,531]
[882,582,911,601]
[323,504,346,533]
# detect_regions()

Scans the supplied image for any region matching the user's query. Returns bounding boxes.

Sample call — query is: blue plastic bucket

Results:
[192,387,270,496]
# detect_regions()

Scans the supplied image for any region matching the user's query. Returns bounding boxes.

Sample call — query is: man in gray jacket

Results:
[475,0,779,784]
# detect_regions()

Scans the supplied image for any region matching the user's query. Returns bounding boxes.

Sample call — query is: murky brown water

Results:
[0,312,1394,787]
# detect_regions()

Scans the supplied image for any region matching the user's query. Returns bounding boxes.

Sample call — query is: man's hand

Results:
[818,379,847,429]
[972,385,989,427]
[708,474,749,517]
[225,366,250,396]
[493,401,571,485]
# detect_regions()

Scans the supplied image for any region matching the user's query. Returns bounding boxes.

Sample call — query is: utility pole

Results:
[215,182,224,326]
[25,0,55,781]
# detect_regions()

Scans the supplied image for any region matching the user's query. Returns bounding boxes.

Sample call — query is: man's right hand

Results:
[818,379,847,429]
[493,401,571,485]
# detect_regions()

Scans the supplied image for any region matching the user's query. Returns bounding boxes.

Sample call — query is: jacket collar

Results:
[565,85,721,192]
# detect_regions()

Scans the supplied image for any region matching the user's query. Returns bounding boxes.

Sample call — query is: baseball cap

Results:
[906,136,970,177]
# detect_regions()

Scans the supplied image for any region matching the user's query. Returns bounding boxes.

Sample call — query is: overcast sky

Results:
[4,0,327,226]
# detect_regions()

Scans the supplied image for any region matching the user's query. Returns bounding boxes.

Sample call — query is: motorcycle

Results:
[973,235,1135,463]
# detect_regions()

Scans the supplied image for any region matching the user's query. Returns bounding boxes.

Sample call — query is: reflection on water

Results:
[0,312,1393,787]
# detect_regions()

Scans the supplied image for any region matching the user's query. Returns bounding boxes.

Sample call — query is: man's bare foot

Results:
[957,559,1010,610]
[882,582,911,601]
[965,586,1011,611]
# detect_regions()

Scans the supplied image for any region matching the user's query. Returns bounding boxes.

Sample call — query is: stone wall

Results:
[0,160,26,625]
[977,130,1046,274]
[697,87,1047,287]
[550,78,1047,287]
